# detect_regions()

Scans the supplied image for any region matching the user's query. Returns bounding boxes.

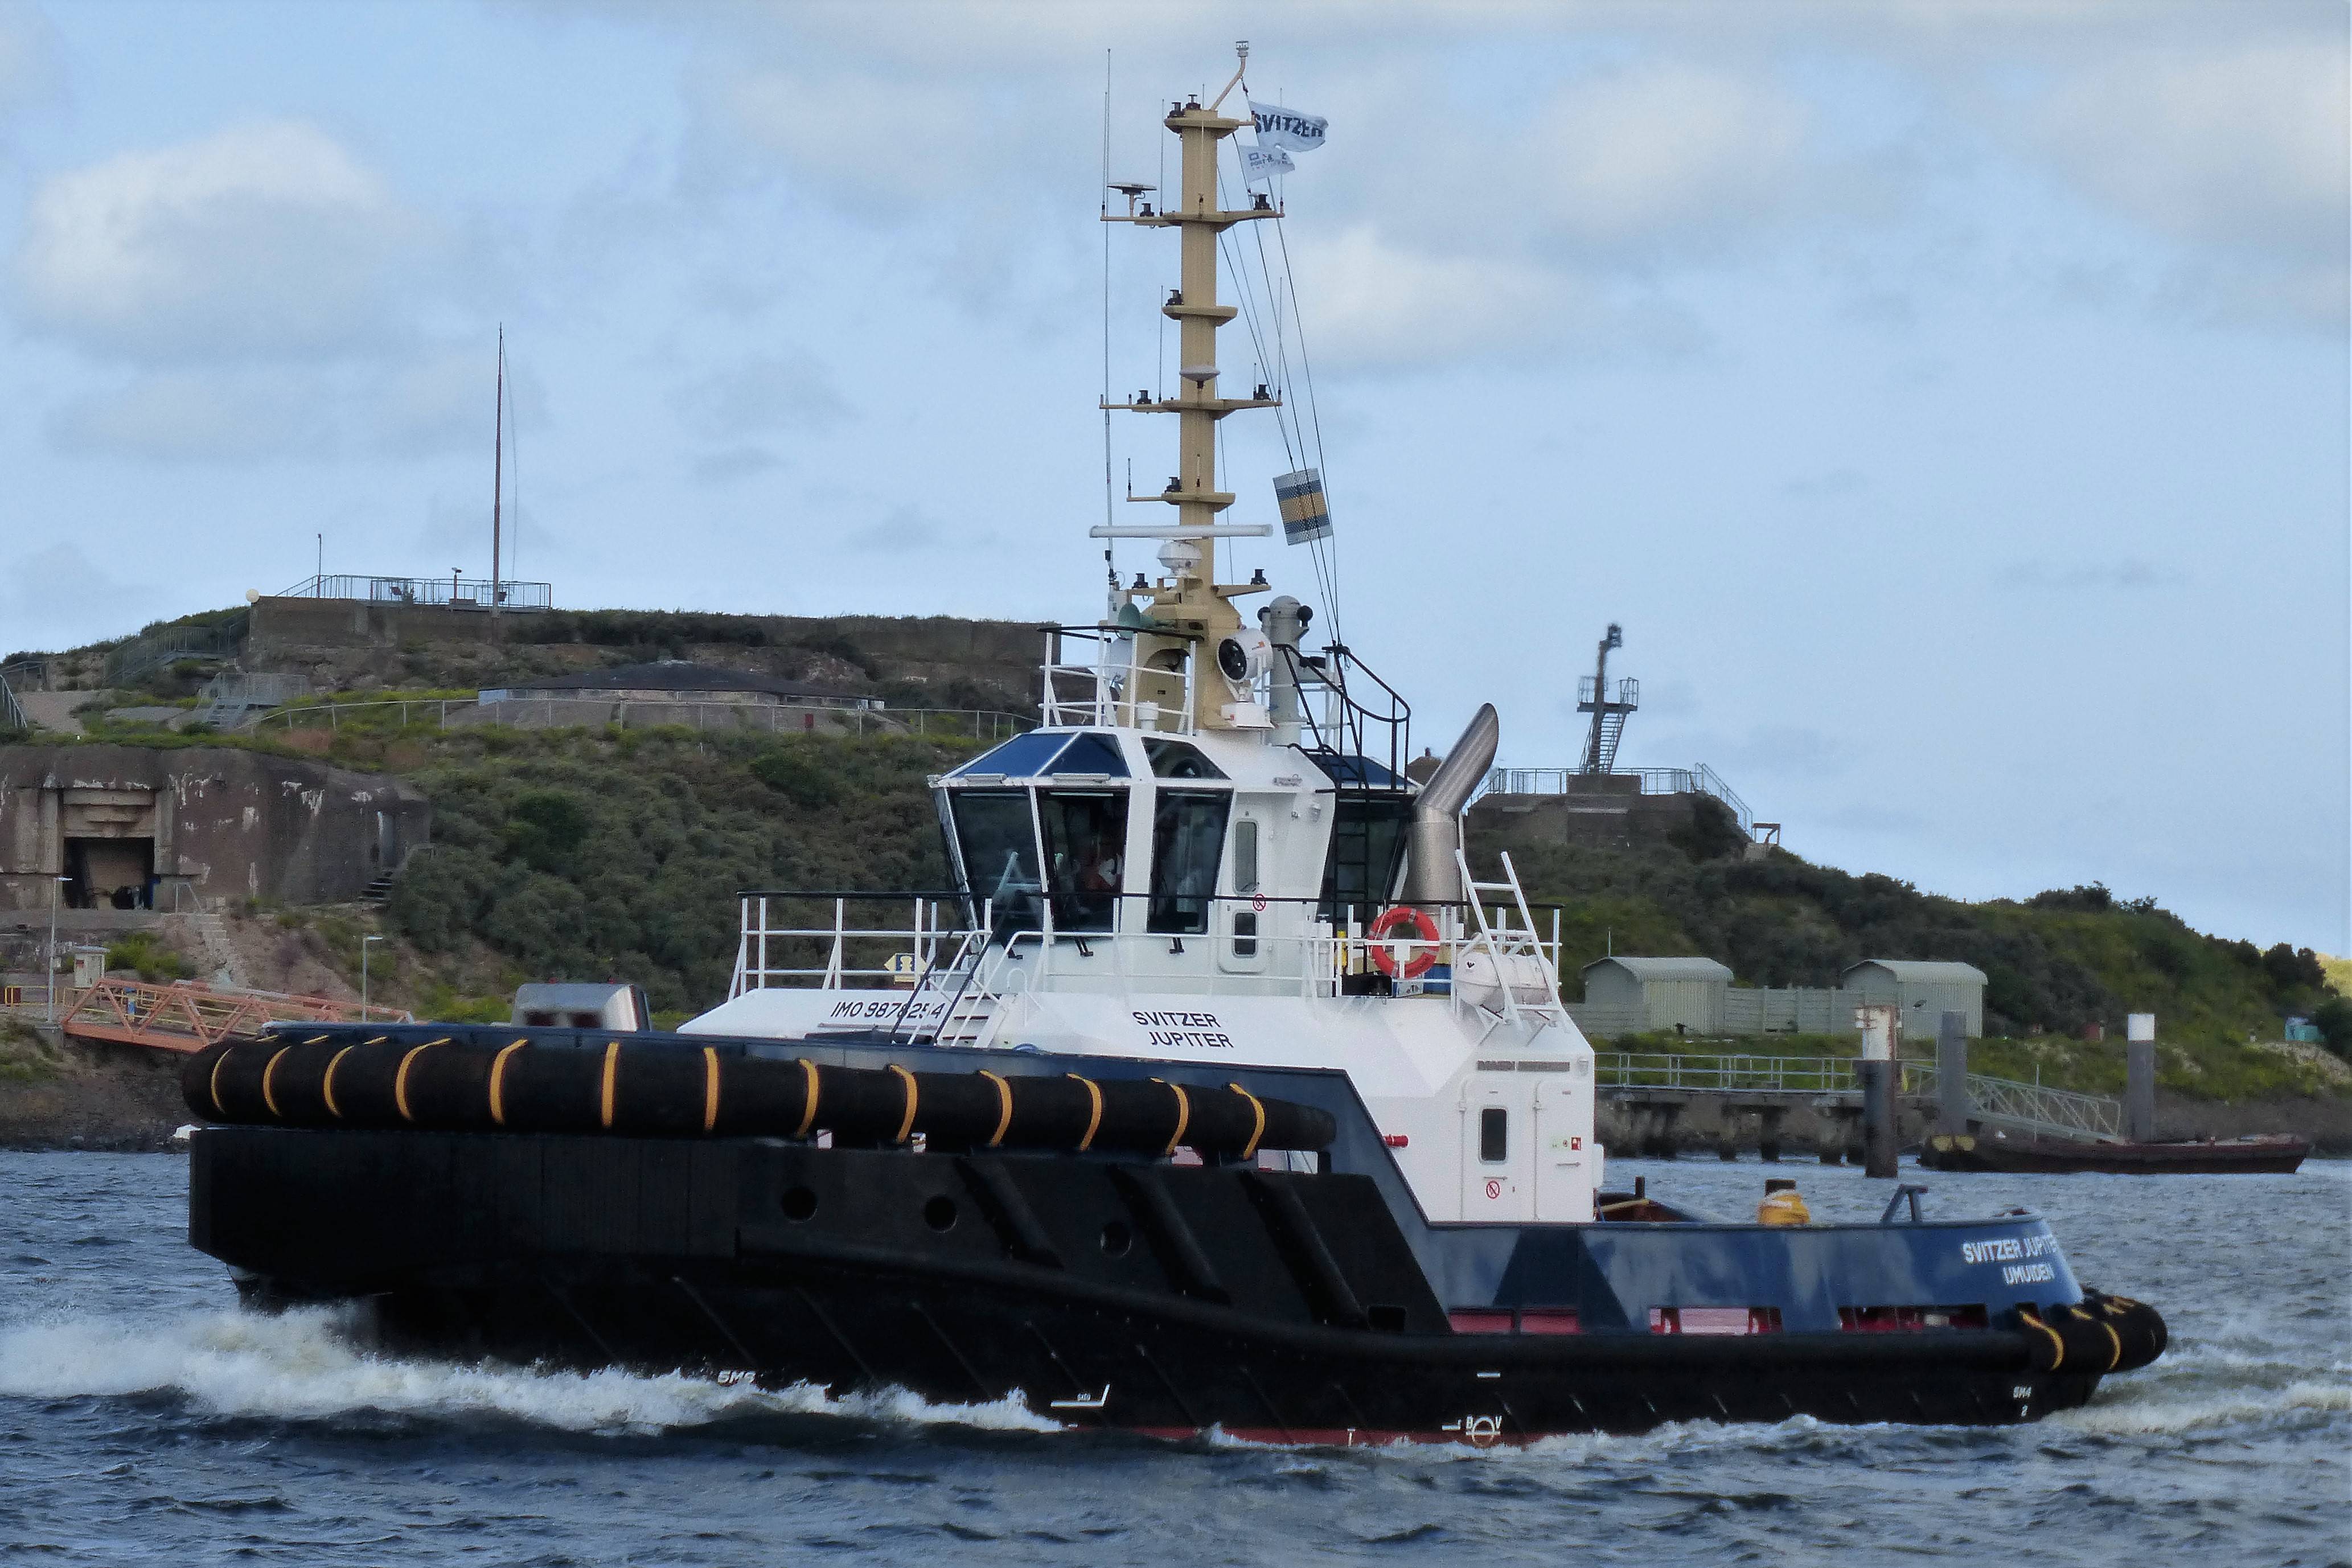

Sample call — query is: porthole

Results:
[923,1195,958,1232]
[781,1185,818,1222]
[1099,1220,1133,1257]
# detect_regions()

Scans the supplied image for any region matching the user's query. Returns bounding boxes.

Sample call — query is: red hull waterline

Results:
[1922,1133,2309,1175]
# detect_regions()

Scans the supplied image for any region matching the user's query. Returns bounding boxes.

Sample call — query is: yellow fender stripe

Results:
[322,1046,355,1119]
[395,1040,444,1123]
[208,1047,234,1118]
[600,1041,622,1130]
[979,1070,1013,1147]
[260,1047,292,1120]
[488,1039,528,1126]
[1152,1078,1190,1156]
[703,1047,721,1134]
[2018,1307,2064,1370]
[2096,1319,2123,1372]
[1069,1074,1103,1152]
[1229,1083,1267,1160]
[791,1060,821,1139]
[889,1064,920,1144]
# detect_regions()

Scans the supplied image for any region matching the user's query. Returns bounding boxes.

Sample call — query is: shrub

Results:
[105,931,195,982]
[502,790,593,873]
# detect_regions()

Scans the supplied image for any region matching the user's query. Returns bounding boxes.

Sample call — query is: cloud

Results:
[1782,468,1867,500]
[2029,39,2349,325]
[693,445,783,486]
[1521,61,1813,248]
[47,372,330,463]
[1994,557,2184,592]
[671,351,850,440]
[0,0,60,131]
[45,349,504,465]
[15,121,425,362]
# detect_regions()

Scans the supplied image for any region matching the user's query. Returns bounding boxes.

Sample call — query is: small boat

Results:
[1922,1131,2309,1175]
[180,47,2168,1443]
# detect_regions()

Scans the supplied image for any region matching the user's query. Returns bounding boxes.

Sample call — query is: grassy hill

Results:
[14,709,2343,1098]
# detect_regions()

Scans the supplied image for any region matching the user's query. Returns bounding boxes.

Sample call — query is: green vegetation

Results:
[1478,804,2349,1064]
[0,1018,61,1084]
[105,931,195,982]
[383,728,983,1011]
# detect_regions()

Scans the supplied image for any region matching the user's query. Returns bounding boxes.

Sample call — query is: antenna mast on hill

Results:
[490,326,504,627]
[1578,622,1638,774]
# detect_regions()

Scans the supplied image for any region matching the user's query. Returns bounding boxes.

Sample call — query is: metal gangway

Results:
[1592,1052,2123,1143]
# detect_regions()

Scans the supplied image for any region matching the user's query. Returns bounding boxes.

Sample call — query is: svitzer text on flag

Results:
[1249,101,1327,153]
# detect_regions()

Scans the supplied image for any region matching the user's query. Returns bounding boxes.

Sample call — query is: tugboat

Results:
[183,49,2166,1443]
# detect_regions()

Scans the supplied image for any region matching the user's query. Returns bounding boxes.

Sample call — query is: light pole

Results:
[46,875,69,1023]
[362,934,384,1016]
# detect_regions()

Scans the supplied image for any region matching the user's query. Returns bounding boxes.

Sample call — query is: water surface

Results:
[2,1151,2343,1565]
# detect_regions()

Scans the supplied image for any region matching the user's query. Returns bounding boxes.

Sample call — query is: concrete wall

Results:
[1470,779,1701,849]
[0,744,429,911]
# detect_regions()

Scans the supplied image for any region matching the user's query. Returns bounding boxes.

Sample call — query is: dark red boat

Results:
[1922,1132,2309,1175]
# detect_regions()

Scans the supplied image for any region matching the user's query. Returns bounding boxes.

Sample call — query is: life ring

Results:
[1368,905,1440,980]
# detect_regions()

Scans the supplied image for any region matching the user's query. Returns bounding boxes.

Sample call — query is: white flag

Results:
[1249,100,1327,153]
[1240,142,1294,186]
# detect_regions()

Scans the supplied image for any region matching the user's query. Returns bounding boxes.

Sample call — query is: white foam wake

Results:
[0,1308,1063,1436]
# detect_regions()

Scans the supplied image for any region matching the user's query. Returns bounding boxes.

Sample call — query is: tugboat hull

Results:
[191,1124,2135,1440]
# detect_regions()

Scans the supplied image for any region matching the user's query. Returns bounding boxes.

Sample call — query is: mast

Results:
[1096,43,1284,732]
[490,326,504,625]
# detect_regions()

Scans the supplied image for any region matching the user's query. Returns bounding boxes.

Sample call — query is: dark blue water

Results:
[2,1151,2343,1565]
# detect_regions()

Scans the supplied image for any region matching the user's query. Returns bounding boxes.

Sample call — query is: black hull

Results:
[194,1127,2104,1442]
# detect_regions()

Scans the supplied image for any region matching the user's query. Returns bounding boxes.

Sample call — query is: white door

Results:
[1217,811,1270,975]
[1459,1075,1532,1221]
[1531,1075,1592,1221]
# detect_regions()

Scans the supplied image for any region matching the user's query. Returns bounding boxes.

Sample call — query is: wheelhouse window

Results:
[1037,790,1128,933]
[1144,737,1226,779]
[949,791,1042,937]
[1148,790,1230,934]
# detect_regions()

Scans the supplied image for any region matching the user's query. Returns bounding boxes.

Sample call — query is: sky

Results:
[0,0,2345,954]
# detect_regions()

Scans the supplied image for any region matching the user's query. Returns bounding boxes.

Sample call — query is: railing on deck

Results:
[729,889,1567,1042]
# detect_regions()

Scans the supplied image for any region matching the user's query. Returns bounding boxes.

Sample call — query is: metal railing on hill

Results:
[275,573,553,610]
[1478,764,1753,834]
[1591,1052,2125,1143]
[0,670,24,734]
[102,618,247,687]
[252,697,1032,741]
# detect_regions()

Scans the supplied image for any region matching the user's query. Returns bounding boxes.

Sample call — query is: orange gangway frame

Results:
[60,978,413,1053]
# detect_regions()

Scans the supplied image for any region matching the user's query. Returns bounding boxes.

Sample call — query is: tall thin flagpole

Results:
[491,327,504,623]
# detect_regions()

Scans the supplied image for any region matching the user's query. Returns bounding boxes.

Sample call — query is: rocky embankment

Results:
[0,1024,192,1151]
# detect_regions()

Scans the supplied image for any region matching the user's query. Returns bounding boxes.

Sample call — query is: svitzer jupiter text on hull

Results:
[183,46,2166,1444]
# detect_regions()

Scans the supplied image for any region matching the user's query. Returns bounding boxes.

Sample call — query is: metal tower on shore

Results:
[1577,622,1639,774]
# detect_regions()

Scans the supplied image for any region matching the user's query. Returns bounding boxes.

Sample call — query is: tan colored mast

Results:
[1099,44,1284,730]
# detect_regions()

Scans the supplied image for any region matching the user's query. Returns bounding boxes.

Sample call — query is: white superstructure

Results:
[684,51,1599,1225]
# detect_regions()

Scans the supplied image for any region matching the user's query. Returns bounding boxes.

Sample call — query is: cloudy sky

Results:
[0,1,2345,952]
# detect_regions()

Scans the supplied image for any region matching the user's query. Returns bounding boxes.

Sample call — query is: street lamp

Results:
[46,875,70,1023]
[361,934,384,1016]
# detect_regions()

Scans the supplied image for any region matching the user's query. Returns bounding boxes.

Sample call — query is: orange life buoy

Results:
[1368,905,1440,979]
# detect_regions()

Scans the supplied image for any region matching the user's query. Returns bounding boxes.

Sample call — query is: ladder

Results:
[1452,848,1565,1027]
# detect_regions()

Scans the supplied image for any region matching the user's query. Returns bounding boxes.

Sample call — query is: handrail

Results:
[1591,1052,2125,1141]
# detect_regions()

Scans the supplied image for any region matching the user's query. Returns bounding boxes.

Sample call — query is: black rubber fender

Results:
[2080,1289,2169,1372]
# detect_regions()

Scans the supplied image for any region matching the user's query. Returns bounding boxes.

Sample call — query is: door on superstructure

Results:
[1530,1071,1594,1222]
[1459,1074,1533,1221]
[1217,810,1270,976]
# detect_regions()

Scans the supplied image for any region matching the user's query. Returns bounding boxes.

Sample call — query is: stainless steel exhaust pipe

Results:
[1399,703,1499,906]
